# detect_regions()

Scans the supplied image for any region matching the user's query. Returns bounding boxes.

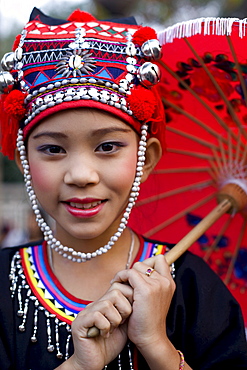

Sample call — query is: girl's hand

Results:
[111,255,176,350]
[64,282,134,370]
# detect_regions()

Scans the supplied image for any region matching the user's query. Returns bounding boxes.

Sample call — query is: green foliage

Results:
[1,155,23,183]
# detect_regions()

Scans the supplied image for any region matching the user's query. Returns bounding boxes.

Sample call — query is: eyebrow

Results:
[92,127,132,136]
[32,132,68,139]
[32,127,132,139]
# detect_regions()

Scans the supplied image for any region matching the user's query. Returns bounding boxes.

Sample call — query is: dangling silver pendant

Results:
[137,62,160,87]
[141,39,162,60]
[0,71,15,93]
[1,52,16,71]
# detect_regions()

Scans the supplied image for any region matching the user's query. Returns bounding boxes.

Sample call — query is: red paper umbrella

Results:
[129,17,247,326]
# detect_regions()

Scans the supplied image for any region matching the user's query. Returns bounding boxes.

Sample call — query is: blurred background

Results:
[0,0,247,246]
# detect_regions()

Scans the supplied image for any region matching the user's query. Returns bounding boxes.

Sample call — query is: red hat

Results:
[0,7,165,159]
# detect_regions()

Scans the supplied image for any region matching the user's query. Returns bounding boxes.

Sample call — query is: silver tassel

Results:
[118,353,122,369]
[128,343,134,370]
[46,311,55,352]
[31,300,39,342]
[65,325,71,360]
[55,318,63,359]
[18,288,31,332]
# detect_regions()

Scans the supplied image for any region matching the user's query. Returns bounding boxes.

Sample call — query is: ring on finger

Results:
[145,267,155,277]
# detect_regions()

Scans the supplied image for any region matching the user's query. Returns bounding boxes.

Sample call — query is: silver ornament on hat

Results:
[1,52,16,71]
[137,62,160,87]
[126,42,137,57]
[141,39,162,60]
[14,47,23,62]
[56,49,96,78]
[0,71,15,94]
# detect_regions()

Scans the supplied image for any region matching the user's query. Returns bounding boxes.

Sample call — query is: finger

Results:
[98,288,133,324]
[132,262,158,278]
[108,281,134,304]
[111,260,176,293]
[141,255,172,277]
[74,309,114,339]
[77,289,132,338]
[111,268,145,287]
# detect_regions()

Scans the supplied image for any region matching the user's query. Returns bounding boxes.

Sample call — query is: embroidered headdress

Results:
[0,7,165,159]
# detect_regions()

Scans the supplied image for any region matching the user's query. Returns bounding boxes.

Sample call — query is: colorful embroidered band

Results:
[0,7,166,159]
[178,350,185,370]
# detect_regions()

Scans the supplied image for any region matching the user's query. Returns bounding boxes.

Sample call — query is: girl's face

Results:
[26,108,139,246]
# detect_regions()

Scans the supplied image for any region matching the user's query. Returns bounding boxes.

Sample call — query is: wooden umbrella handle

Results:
[166,181,247,264]
[87,198,232,338]
[87,198,233,338]
[165,198,232,265]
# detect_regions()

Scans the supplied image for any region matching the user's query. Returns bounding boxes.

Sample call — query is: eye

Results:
[38,145,66,155]
[96,142,124,153]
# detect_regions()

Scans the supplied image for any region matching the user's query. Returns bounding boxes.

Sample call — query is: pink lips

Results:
[63,198,105,218]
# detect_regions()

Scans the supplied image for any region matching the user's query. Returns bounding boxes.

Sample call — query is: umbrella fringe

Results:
[158,17,247,45]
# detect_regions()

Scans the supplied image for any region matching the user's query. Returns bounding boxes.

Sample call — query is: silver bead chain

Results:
[17,124,148,263]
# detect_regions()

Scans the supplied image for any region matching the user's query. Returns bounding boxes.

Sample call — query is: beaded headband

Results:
[0,7,165,159]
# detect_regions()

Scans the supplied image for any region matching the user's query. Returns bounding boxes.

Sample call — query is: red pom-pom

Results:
[4,90,27,120]
[0,93,21,160]
[132,27,157,46]
[127,86,157,122]
[12,34,21,51]
[67,10,97,22]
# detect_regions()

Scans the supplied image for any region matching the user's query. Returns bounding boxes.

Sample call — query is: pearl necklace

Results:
[17,124,148,263]
[47,227,135,271]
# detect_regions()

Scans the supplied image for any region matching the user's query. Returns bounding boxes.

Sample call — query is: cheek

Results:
[29,161,55,194]
[111,155,137,192]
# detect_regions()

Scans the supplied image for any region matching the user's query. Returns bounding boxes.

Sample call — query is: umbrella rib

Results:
[144,193,215,237]
[159,60,238,142]
[240,139,247,166]
[203,214,232,261]
[166,126,219,149]
[224,217,247,285]
[136,179,214,207]
[184,37,247,140]
[226,35,247,106]
[228,131,233,171]
[167,148,214,160]
[208,166,218,183]
[208,159,221,181]
[211,147,225,175]
[235,130,241,165]
[218,138,228,174]
[153,167,210,174]
[162,98,228,144]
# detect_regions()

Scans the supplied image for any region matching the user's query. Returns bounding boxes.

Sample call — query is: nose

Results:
[64,154,100,187]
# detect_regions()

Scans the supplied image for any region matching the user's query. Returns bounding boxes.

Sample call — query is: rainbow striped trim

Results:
[20,239,169,324]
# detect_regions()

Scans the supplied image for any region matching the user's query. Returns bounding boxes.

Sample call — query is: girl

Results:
[0,7,246,370]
